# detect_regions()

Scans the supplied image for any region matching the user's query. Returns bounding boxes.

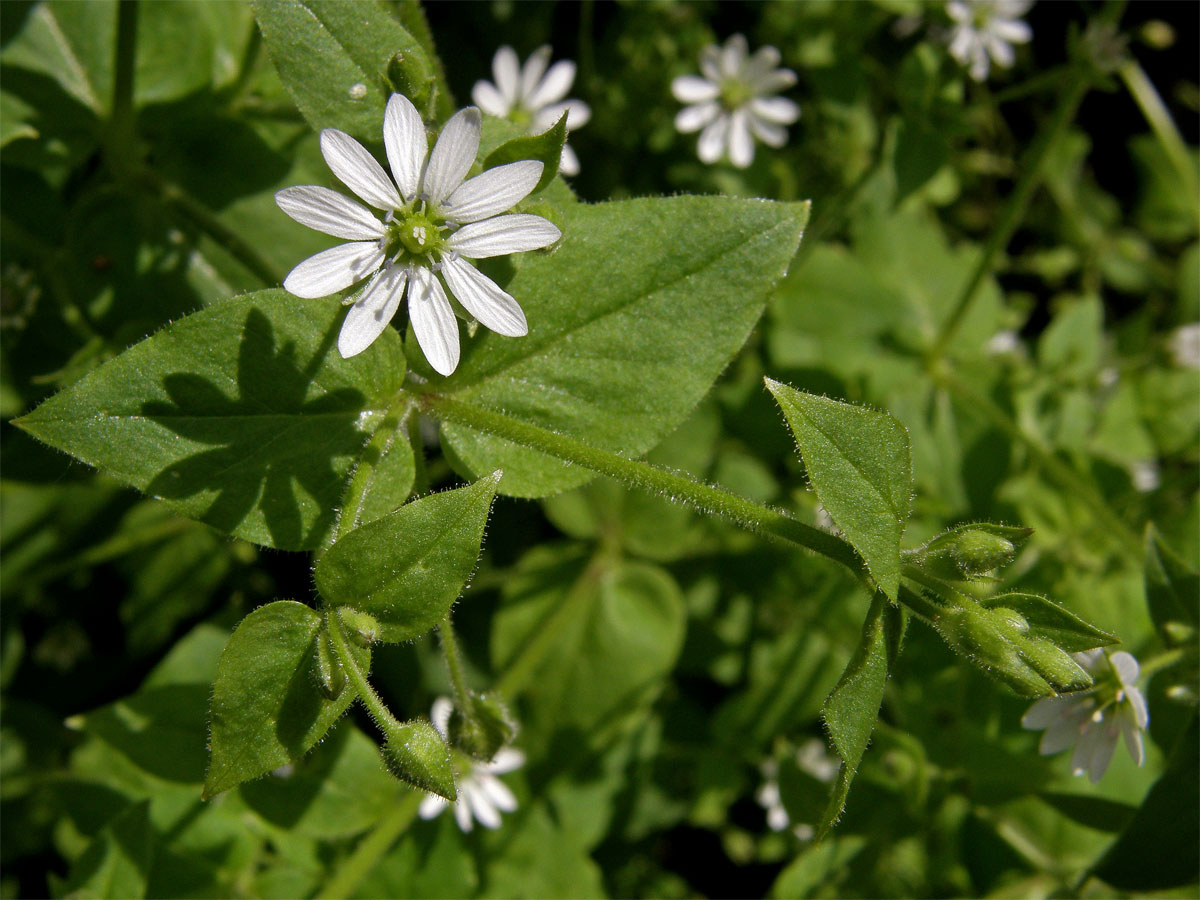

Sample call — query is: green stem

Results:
[438,615,472,711]
[106,0,140,175]
[933,368,1143,561]
[1138,646,1190,680]
[930,70,1092,358]
[326,608,403,735]
[315,791,422,900]
[134,167,283,286]
[421,393,865,577]
[493,549,612,699]
[1119,59,1200,219]
[328,396,413,547]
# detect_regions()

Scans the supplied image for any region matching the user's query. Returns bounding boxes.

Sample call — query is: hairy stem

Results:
[421,393,866,577]
[1119,59,1200,219]
[106,0,140,175]
[328,395,414,548]
[326,608,402,735]
[438,615,473,711]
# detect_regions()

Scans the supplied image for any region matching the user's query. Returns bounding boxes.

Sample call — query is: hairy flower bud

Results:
[447,692,518,762]
[381,719,457,801]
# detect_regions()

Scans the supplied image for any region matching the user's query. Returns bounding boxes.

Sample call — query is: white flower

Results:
[945,0,1033,81]
[1167,323,1200,369]
[672,34,800,169]
[417,697,525,832]
[1022,650,1149,783]
[275,94,561,375]
[472,46,591,176]
[755,738,839,840]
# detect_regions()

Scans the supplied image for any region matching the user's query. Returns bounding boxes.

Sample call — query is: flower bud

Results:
[337,608,382,647]
[916,524,1031,581]
[386,52,434,115]
[934,602,1055,697]
[381,719,457,801]
[447,692,518,762]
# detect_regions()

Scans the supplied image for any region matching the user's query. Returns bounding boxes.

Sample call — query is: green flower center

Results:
[383,207,448,263]
[719,78,753,110]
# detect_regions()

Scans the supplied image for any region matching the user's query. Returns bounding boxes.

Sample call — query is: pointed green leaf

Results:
[980,592,1118,652]
[315,473,501,642]
[205,600,370,797]
[818,594,901,838]
[251,0,445,141]
[766,380,912,599]
[483,112,568,195]
[437,197,809,498]
[1144,526,1200,645]
[14,290,406,550]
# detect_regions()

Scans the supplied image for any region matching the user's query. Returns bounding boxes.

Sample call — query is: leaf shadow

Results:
[142,306,368,549]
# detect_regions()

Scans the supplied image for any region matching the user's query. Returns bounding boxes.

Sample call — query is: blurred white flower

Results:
[1022,650,1149,783]
[276,94,560,374]
[472,46,591,176]
[672,34,800,169]
[755,738,839,840]
[1167,323,1200,369]
[986,329,1021,355]
[946,0,1033,81]
[418,697,525,832]
[1130,460,1160,493]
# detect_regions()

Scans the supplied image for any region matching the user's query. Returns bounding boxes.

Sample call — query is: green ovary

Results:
[384,209,447,262]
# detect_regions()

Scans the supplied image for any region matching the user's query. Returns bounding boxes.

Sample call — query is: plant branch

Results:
[421,393,866,578]
[328,395,414,548]
[438,615,472,711]
[315,791,422,900]
[326,608,402,735]
[1119,58,1200,220]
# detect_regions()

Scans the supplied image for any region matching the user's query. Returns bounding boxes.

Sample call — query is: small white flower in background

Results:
[275,94,560,375]
[986,329,1021,356]
[1130,460,1160,493]
[945,0,1033,82]
[1022,650,1149,783]
[672,34,800,169]
[1167,323,1200,369]
[756,738,839,840]
[418,697,525,832]
[472,45,591,176]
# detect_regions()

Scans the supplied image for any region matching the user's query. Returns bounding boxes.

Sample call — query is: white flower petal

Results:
[472,80,511,117]
[487,747,526,775]
[533,99,590,132]
[675,101,720,134]
[947,1,972,24]
[745,45,783,82]
[338,265,407,358]
[558,143,580,176]
[492,46,522,105]
[986,33,1016,69]
[465,783,503,829]
[383,93,427,203]
[766,805,790,832]
[419,793,449,820]
[698,44,722,83]
[753,69,798,95]
[320,129,403,211]
[440,257,528,337]
[1039,714,1085,755]
[992,18,1032,45]
[1119,714,1145,766]
[449,214,560,258]
[728,110,755,168]
[443,160,543,224]
[519,45,553,101]
[697,115,730,164]
[1109,652,1140,687]
[749,115,788,148]
[526,59,576,110]
[430,696,454,737]
[408,266,460,375]
[275,186,385,240]
[453,796,475,832]
[672,74,720,104]
[283,241,384,299]
[750,95,800,125]
[1085,724,1119,783]
[476,772,518,813]
[1022,695,1076,730]
[422,107,482,206]
[720,34,749,78]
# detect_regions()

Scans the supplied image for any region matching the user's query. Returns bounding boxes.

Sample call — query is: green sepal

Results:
[385,50,436,119]
[447,692,518,762]
[338,608,383,646]
[930,595,1092,696]
[979,591,1119,652]
[483,111,568,196]
[381,719,457,801]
